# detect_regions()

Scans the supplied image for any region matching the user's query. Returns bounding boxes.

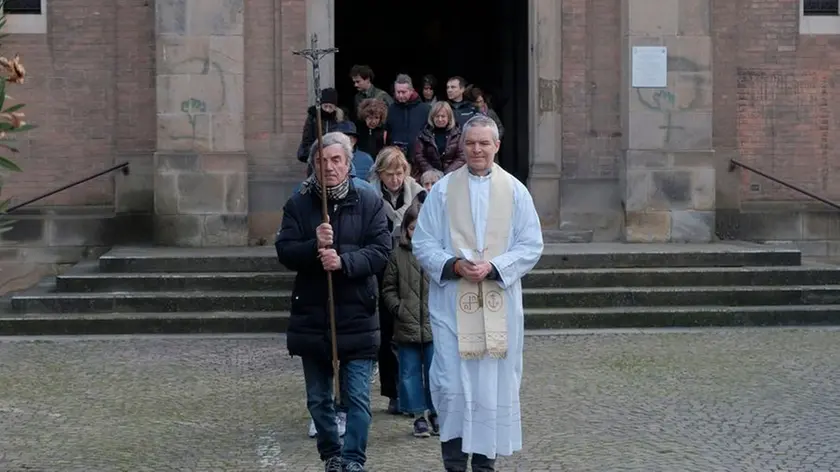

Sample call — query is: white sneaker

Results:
[309,414,345,438]
[337,411,347,437]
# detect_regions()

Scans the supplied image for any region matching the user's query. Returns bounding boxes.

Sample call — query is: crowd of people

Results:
[275,65,544,472]
[297,65,504,180]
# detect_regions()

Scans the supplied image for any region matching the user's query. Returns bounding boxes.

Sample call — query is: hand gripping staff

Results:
[293,35,341,404]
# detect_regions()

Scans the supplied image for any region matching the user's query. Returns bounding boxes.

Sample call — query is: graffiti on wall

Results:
[166,58,229,148]
[634,56,707,146]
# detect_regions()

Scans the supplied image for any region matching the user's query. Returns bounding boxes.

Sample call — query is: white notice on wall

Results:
[631,46,667,88]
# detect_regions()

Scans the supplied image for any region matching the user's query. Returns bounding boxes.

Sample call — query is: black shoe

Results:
[413,417,431,438]
[429,413,440,436]
[324,456,343,472]
[387,398,400,415]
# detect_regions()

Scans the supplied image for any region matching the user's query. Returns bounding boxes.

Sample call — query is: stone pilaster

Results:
[527,0,563,229]
[620,0,715,242]
[306,0,335,103]
[153,0,248,246]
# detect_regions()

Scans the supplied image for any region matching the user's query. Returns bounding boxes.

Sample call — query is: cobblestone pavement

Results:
[2,329,840,471]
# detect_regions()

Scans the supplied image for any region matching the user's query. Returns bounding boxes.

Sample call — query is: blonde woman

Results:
[369,146,425,237]
[369,146,425,415]
[411,101,466,180]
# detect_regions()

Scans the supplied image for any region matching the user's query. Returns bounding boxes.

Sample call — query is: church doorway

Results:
[334,0,530,183]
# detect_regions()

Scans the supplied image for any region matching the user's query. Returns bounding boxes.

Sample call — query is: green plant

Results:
[0,7,32,234]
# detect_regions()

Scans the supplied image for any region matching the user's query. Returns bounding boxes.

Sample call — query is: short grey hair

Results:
[308,131,354,165]
[461,114,500,145]
[420,169,444,185]
[394,74,413,89]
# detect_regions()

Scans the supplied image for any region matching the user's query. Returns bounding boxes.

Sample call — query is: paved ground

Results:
[1,329,840,471]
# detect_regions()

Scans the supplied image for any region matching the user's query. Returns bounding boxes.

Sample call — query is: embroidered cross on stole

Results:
[446,164,515,359]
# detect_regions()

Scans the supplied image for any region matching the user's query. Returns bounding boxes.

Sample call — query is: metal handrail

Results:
[5,162,130,214]
[729,158,840,211]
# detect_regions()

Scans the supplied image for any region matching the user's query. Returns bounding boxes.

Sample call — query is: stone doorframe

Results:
[306,0,563,229]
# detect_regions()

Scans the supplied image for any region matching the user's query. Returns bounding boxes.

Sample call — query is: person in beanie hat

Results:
[335,121,375,181]
[321,87,338,107]
[296,87,346,162]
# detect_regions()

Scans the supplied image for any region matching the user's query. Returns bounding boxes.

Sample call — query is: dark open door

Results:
[495,0,530,183]
[334,0,530,181]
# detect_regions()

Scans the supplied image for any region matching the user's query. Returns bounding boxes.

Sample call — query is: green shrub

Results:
[0,8,32,234]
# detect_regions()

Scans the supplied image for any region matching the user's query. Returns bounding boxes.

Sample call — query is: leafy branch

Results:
[0,4,31,234]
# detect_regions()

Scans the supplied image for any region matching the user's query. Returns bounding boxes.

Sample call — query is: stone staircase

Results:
[4,242,840,335]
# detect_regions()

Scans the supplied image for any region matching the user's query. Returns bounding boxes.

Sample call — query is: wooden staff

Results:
[293,34,341,404]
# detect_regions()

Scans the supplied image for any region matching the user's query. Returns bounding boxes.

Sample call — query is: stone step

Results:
[56,265,840,292]
[0,312,287,336]
[56,263,298,292]
[529,286,840,307]
[541,229,594,243]
[3,305,840,335]
[12,285,840,314]
[96,242,801,273]
[526,266,840,288]
[524,305,840,329]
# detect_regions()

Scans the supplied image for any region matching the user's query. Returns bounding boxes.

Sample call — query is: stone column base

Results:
[622,151,716,243]
[528,163,562,230]
[153,152,249,247]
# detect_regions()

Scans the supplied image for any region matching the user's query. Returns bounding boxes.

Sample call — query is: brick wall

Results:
[0,0,155,294]
[559,0,624,240]
[243,0,308,240]
[561,0,622,180]
[714,0,840,202]
[244,0,307,178]
[9,0,840,244]
[3,0,155,207]
[559,0,840,205]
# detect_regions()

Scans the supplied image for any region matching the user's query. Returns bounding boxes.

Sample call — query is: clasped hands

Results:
[316,220,342,271]
[455,259,493,283]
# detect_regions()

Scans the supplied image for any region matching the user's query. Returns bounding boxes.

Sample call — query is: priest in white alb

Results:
[412,114,544,472]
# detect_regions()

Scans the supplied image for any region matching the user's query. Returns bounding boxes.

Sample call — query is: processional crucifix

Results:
[292,35,342,403]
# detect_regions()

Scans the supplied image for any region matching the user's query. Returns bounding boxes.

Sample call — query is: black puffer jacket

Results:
[296,106,345,162]
[275,182,392,362]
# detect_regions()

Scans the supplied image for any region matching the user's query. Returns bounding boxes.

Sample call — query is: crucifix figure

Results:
[293,34,339,113]
[292,34,342,403]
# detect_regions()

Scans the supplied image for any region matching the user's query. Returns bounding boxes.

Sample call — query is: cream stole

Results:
[446,163,515,359]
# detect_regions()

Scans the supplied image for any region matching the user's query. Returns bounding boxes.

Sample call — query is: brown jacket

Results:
[381,240,432,344]
[411,125,466,179]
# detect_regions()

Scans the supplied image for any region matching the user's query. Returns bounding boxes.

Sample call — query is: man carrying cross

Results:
[284,35,391,472]
[276,132,391,472]
[412,115,544,472]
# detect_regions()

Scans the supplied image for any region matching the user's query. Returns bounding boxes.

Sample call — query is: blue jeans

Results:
[310,369,347,415]
[302,357,374,465]
[397,342,435,415]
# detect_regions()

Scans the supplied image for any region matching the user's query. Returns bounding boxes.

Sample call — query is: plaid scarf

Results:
[300,175,350,201]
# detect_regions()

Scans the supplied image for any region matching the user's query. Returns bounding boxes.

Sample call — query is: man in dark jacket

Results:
[446,76,479,128]
[275,131,392,472]
[350,64,393,123]
[385,74,431,162]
